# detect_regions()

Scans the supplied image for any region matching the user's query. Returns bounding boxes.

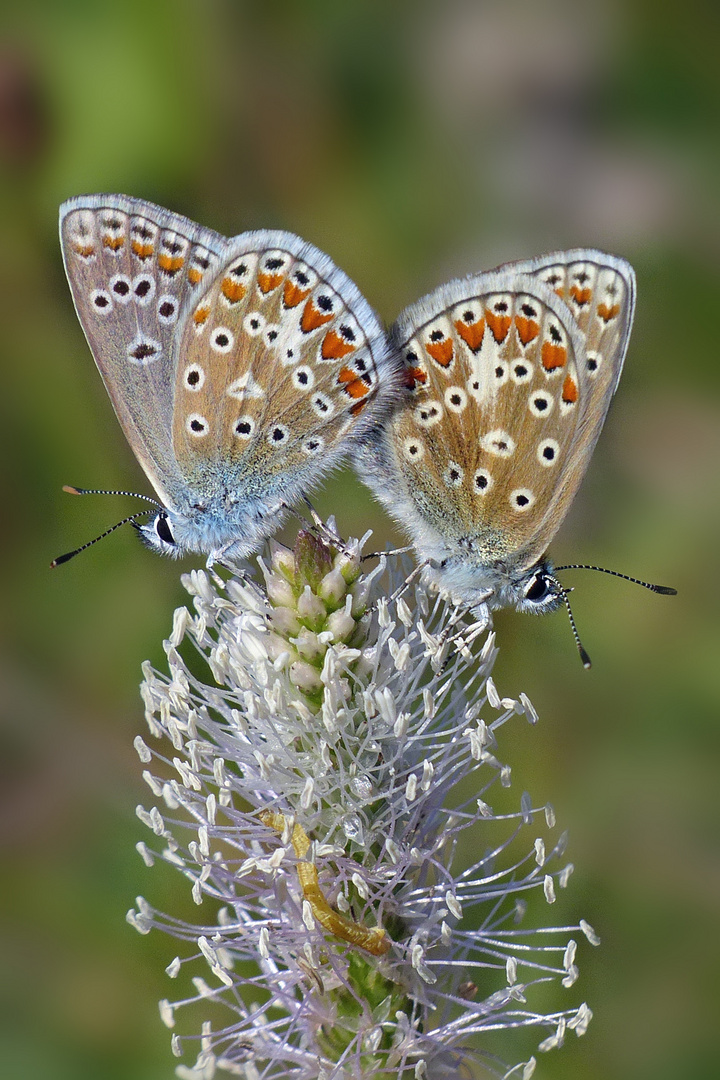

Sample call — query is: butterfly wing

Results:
[59,195,229,507]
[172,231,390,511]
[360,250,635,578]
[510,249,636,423]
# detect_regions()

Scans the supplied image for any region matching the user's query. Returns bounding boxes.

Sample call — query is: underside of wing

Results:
[505,248,635,407]
[172,231,391,507]
[383,272,591,564]
[60,195,229,507]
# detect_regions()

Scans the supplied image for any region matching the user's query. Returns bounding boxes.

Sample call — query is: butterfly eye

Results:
[523,573,554,604]
[155,515,175,546]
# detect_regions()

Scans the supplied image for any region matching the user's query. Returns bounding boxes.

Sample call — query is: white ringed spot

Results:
[402,436,425,463]
[537,438,560,467]
[443,461,464,488]
[292,366,315,390]
[467,375,486,401]
[132,274,155,306]
[186,413,209,437]
[511,361,533,384]
[480,429,516,457]
[157,295,179,324]
[127,337,161,365]
[233,416,255,440]
[211,327,234,353]
[184,365,205,392]
[281,342,300,367]
[263,324,281,347]
[109,275,132,304]
[510,488,535,511]
[586,351,601,376]
[311,392,334,418]
[414,401,443,428]
[243,311,266,337]
[90,288,112,314]
[302,435,324,456]
[444,386,468,413]
[473,468,493,494]
[529,390,554,417]
[267,423,290,446]
[492,361,509,386]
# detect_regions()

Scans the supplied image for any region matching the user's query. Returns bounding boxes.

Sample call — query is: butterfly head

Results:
[507,559,565,615]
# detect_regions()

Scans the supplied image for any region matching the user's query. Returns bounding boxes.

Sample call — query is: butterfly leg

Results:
[300,497,346,549]
[205,545,254,590]
[442,598,493,663]
[386,560,429,608]
[361,544,414,561]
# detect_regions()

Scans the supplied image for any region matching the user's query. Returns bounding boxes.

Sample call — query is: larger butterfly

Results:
[59,194,397,561]
[356,250,651,625]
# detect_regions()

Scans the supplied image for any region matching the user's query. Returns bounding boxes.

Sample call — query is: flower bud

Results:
[318,568,347,608]
[297,586,327,629]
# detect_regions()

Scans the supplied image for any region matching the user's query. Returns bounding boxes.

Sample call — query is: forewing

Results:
[173,231,387,501]
[512,249,635,412]
[386,272,589,566]
[59,195,228,506]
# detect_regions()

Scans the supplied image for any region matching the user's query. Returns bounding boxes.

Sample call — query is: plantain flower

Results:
[128,526,597,1079]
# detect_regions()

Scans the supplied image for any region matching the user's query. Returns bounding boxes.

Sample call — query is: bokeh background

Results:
[1,1,718,1077]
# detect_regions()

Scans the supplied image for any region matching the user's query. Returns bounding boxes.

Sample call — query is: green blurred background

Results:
[1,1,718,1077]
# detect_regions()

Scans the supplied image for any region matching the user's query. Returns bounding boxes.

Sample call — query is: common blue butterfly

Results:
[355,250,675,661]
[58,194,397,563]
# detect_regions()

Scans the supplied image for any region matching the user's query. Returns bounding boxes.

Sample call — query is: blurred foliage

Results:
[0,1,718,1078]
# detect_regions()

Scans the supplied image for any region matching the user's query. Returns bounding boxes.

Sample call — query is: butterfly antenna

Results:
[551,577,592,669]
[50,510,154,567]
[554,564,677,595]
[62,484,163,509]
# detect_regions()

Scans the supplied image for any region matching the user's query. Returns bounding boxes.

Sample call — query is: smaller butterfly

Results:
[356,250,675,664]
[55,195,398,565]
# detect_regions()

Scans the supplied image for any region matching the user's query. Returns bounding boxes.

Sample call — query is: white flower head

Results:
[130,526,596,1078]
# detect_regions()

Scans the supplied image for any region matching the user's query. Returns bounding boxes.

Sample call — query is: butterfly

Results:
[355,249,673,655]
[58,194,397,563]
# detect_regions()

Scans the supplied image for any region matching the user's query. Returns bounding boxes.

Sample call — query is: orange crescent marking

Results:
[515,316,540,346]
[338,368,370,398]
[425,339,454,367]
[131,241,154,260]
[102,235,124,251]
[541,342,567,370]
[570,285,592,306]
[562,374,579,403]
[404,365,427,390]
[73,243,95,258]
[350,397,370,416]
[257,271,284,294]
[455,317,485,351]
[221,278,247,303]
[187,267,203,284]
[260,810,391,956]
[486,311,511,343]
[283,281,311,308]
[193,305,210,326]
[158,254,185,274]
[322,330,356,361]
[301,299,334,333]
[597,302,620,322]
